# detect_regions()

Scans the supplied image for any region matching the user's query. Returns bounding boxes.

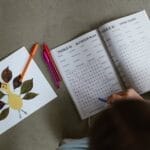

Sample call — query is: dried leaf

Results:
[0,108,9,121]
[23,92,38,100]
[13,75,22,89]
[21,79,33,94]
[0,91,5,99]
[1,67,12,83]
[0,101,5,109]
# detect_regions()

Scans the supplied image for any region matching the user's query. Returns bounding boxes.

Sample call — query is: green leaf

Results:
[21,79,33,94]
[0,91,5,99]
[1,67,12,83]
[0,108,9,121]
[23,92,38,100]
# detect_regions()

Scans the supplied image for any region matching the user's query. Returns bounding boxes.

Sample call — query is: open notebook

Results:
[0,47,57,134]
[52,10,150,119]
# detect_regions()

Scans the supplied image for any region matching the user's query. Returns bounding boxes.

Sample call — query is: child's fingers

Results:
[107,94,124,104]
[126,88,144,100]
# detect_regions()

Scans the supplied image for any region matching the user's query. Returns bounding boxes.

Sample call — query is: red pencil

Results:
[43,43,62,82]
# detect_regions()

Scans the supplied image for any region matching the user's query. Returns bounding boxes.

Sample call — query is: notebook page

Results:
[99,10,150,94]
[52,30,122,119]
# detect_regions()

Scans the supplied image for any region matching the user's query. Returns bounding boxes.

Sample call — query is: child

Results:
[58,89,150,150]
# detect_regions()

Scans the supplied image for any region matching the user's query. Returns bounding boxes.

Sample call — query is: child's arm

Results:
[107,88,144,104]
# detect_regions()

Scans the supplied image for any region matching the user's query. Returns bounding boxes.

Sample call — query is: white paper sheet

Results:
[0,47,57,134]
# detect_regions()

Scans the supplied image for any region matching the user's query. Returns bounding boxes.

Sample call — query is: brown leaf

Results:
[13,75,22,89]
[1,67,12,83]
[0,108,9,121]
[0,101,5,109]
[21,79,33,94]
[23,92,38,100]
[0,91,5,99]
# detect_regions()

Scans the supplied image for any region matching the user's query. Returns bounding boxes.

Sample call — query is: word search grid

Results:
[52,31,122,119]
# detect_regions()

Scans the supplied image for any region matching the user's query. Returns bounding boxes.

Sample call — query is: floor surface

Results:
[0,0,150,149]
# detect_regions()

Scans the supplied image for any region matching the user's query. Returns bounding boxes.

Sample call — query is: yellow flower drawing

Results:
[0,67,38,120]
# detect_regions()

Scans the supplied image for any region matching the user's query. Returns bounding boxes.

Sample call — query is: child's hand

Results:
[108,88,143,104]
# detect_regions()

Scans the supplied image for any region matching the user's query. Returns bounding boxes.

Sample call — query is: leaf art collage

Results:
[0,47,57,135]
[0,67,38,120]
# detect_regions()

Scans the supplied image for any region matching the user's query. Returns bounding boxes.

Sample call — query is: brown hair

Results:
[90,100,150,150]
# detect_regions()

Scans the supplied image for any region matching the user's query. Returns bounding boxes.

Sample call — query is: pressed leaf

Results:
[0,91,5,99]
[23,92,38,100]
[0,101,5,109]
[13,75,22,89]
[1,67,12,83]
[21,79,33,94]
[0,108,9,121]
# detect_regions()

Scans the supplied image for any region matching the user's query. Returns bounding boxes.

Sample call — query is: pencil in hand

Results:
[98,97,107,103]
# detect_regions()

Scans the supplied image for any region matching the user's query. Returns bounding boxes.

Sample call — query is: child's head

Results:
[90,100,150,150]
